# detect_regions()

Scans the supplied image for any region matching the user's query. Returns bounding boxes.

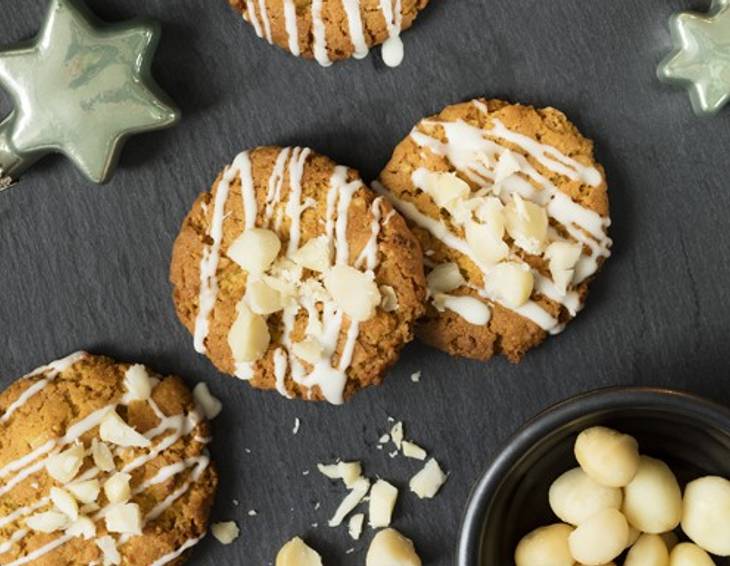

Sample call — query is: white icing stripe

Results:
[5,532,74,566]
[311,0,332,67]
[282,0,300,56]
[150,535,204,566]
[355,198,383,270]
[273,348,291,399]
[245,0,264,37]
[1,379,49,424]
[379,0,404,67]
[264,147,291,226]
[285,147,311,256]
[342,0,369,59]
[334,175,361,266]
[256,0,272,42]
[235,151,258,231]
[0,529,27,554]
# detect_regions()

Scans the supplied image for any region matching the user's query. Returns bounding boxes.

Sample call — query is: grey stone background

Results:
[1,0,730,564]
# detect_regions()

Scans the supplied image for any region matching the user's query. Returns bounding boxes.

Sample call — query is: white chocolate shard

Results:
[228,228,282,274]
[193,382,222,420]
[369,479,399,528]
[324,265,381,322]
[228,300,271,363]
[99,411,151,448]
[410,458,447,499]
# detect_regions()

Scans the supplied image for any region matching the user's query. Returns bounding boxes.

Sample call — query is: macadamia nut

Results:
[624,534,670,566]
[366,528,421,566]
[548,467,622,525]
[275,537,322,566]
[623,456,682,534]
[514,523,574,566]
[669,543,716,566]
[568,508,629,565]
[681,475,730,556]
[574,426,640,488]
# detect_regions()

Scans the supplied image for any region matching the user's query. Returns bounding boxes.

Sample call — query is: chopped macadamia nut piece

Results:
[369,480,398,528]
[193,382,222,420]
[123,364,152,401]
[366,528,422,566]
[45,444,85,484]
[324,265,381,322]
[515,523,574,566]
[475,197,506,235]
[104,472,132,504]
[379,285,399,311]
[425,172,470,209]
[575,426,640,488]
[548,467,622,525]
[293,338,323,365]
[246,279,284,315]
[328,477,370,527]
[681,475,730,556]
[623,456,682,534]
[228,300,270,363]
[493,149,522,184]
[96,535,121,566]
[390,422,404,450]
[624,533,670,566]
[100,411,151,448]
[228,228,281,274]
[402,441,427,461]
[486,262,534,308]
[67,480,101,504]
[50,487,79,520]
[349,513,365,540]
[26,511,69,533]
[292,236,331,272]
[105,502,142,535]
[568,508,629,565]
[409,458,447,499]
[92,439,115,472]
[276,537,323,566]
[211,521,240,544]
[317,461,362,488]
[465,220,509,265]
[427,263,466,294]
[504,194,549,254]
[544,241,582,294]
[432,294,491,326]
[66,516,96,540]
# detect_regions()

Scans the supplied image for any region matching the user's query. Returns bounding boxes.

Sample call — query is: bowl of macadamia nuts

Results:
[457,387,730,566]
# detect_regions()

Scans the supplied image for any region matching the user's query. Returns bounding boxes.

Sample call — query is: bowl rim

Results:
[455,386,730,566]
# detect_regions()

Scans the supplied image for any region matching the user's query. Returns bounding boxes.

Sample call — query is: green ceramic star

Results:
[0,0,179,185]
[658,0,730,116]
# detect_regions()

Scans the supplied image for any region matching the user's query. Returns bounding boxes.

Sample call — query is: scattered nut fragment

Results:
[426,263,466,294]
[66,479,101,504]
[317,461,362,488]
[26,510,69,533]
[292,236,331,272]
[486,261,534,308]
[681,475,730,556]
[432,293,491,326]
[246,279,284,315]
[409,458,447,499]
[366,528,422,566]
[104,502,142,535]
[348,513,364,540]
[465,219,509,266]
[123,364,152,401]
[624,533,670,566]
[104,472,132,504]
[228,300,270,363]
[379,285,399,312]
[193,382,222,420]
[369,479,398,528]
[669,542,716,566]
[504,193,549,255]
[544,241,582,294]
[45,443,85,483]
[548,467,622,525]
[390,422,404,450]
[328,477,370,527]
[568,508,629,565]
[50,487,79,520]
[228,228,281,274]
[425,172,470,209]
[402,441,427,461]
[515,523,574,566]
[493,149,522,184]
[96,535,121,566]
[99,411,151,448]
[211,521,240,544]
[292,338,323,365]
[324,265,381,322]
[276,537,323,566]
[623,456,682,534]
[92,439,115,472]
[66,516,96,540]
[574,426,640,488]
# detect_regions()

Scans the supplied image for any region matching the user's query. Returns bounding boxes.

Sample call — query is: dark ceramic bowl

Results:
[457,387,730,566]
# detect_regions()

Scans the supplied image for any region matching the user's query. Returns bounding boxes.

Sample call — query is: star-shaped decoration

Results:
[658,0,730,116]
[0,0,179,185]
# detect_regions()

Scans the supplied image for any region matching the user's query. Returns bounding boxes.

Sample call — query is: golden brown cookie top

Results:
[229,0,429,66]
[170,146,426,404]
[377,99,611,362]
[0,352,216,566]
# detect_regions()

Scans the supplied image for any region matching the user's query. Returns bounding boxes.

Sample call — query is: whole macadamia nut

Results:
[574,426,640,487]
[514,523,574,566]
[681,475,730,556]
[669,543,716,566]
[549,467,623,526]
[624,533,670,566]
[568,508,629,565]
[623,456,682,533]
[366,528,421,566]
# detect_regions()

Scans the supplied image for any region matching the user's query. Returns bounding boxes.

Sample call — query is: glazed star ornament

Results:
[0,0,179,186]
[658,0,730,116]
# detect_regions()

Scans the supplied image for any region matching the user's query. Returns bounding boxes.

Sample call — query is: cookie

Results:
[0,352,217,566]
[170,146,426,404]
[228,0,430,67]
[376,99,611,362]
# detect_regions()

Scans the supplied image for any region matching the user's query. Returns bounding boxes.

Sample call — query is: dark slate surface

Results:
[2,0,730,564]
